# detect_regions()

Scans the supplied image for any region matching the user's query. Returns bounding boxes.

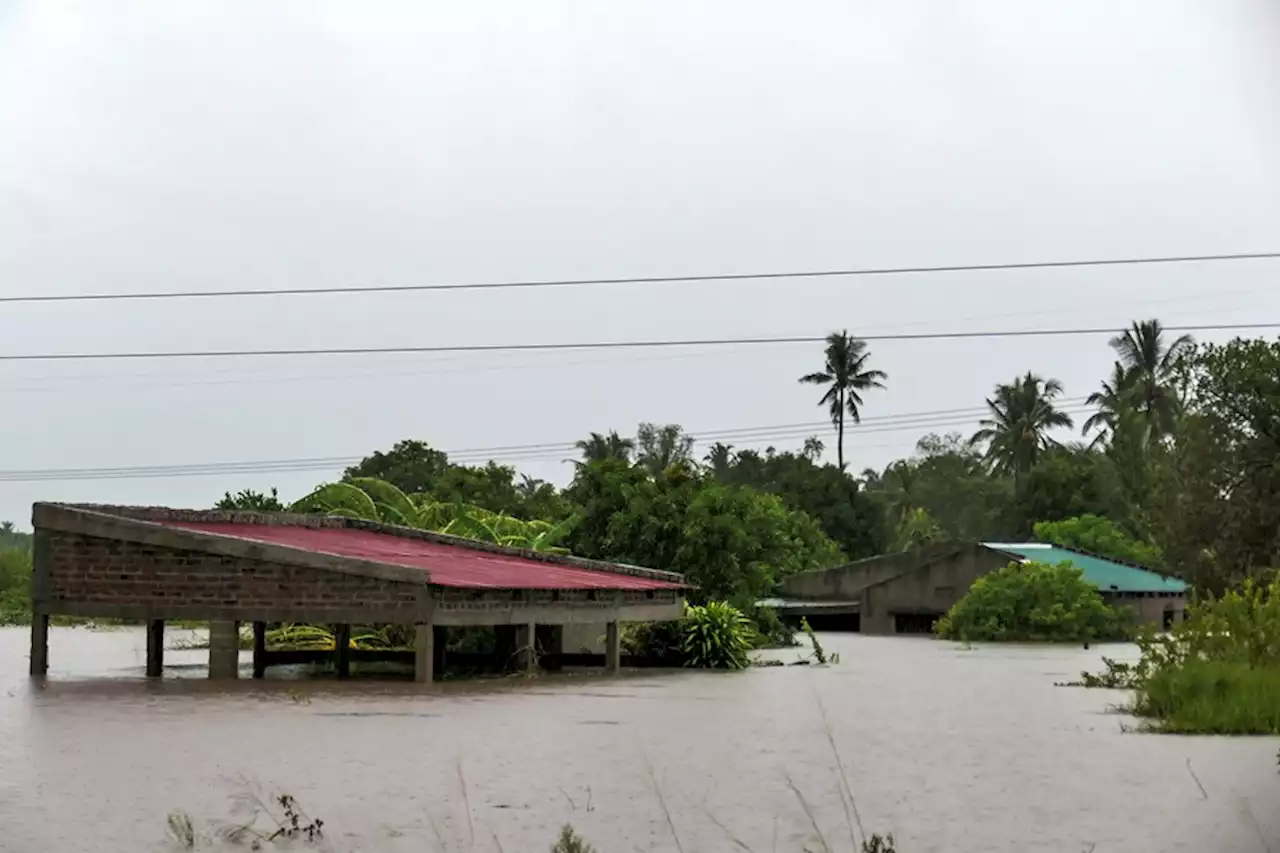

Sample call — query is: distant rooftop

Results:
[982,542,1187,594]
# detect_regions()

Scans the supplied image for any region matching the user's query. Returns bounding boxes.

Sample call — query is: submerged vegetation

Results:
[935,560,1130,643]
[1067,578,1280,734]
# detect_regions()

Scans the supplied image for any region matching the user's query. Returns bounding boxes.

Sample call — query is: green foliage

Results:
[717,448,884,560]
[935,560,1130,643]
[215,488,284,512]
[800,617,838,664]
[0,520,31,550]
[0,545,32,626]
[289,482,380,520]
[620,620,686,666]
[891,507,945,552]
[1134,661,1280,734]
[343,439,450,494]
[864,433,1013,543]
[550,824,595,853]
[680,601,754,669]
[635,422,696,477]
[971,372,1074,476]
[567,460,843,608]
[1033,514,1162,567]
[1143,337,1280,592]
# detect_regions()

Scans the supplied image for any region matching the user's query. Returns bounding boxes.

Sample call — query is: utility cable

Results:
[2,251,1276,304]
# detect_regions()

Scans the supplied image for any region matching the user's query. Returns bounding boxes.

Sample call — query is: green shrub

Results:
[620,620,685,666]
[1122,577,1280,733]
[1132,660,1280,734]
[935,560,1129,643]
[680,601,754,669]
[0,547,32,626]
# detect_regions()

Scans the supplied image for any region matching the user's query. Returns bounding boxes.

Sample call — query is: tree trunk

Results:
[837,390,846,471]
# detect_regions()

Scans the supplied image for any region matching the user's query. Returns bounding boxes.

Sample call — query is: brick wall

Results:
[40,528,426,623]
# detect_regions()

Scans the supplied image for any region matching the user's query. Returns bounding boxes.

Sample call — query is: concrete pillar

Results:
[605,621,621,675]
[334,624,351,679]
[433,626,448,676]
[29,612,49,677]
[414,623,435,684]
[208,620,241,680]
[252,621,267,679]
[514,622,536,674]
[146,619,165,678]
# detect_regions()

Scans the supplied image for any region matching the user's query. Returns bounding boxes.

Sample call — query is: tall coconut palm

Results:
[1082,361,1135,447]
[970,372,1075,476]
[573,431,635,466]
[1108,319,1194,437]
[798,331,888,471]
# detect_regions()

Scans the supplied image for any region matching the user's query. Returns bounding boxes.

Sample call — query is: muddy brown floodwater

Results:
[0,628,1277,853]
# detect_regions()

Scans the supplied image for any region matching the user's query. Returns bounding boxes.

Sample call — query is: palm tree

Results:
[703,442,737,478]
[1082,362,1135,447]
[636,422,695,477]
[1108,319,1194,437]
[799,331,888,470]
[801,435,825,462]
[573,431,635,466]
[970,372,1075,476]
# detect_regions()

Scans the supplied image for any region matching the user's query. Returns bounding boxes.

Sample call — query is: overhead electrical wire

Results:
[0,321,1275,363]
[0,400,1096,483]
[1,251,1277,304]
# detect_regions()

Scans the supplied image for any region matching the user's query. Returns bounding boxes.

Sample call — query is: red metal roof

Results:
[164,521,684,591]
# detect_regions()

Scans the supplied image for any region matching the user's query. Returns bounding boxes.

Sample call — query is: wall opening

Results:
[894,612,943,635]
[800,612,860,632]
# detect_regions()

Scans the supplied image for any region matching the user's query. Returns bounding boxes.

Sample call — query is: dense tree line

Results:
[205,319,1280,604]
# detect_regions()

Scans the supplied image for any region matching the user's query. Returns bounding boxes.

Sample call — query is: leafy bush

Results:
[1033,514,1162,568]
[0,547,32,626]
[620,620,685,666]
[680,601,754,669]
[1123,577,1280,733]
[934,560,1129,642]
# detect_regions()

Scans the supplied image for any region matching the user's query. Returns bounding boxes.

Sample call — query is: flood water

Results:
[1,628,1277,853]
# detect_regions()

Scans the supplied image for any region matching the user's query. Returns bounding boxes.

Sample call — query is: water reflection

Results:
[1,627,1276,852]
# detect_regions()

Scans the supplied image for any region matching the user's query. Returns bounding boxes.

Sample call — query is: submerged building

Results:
[27,503,687,680]
[767,540,1187,635]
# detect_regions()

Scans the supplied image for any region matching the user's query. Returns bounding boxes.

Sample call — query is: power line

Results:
[0,322,1274,363]
[0,400,1094,483]
[3,251,1277,304]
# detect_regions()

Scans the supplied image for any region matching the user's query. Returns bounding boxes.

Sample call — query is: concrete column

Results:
[433,626,448,676]
[605,621,621,675]
[414,622,435,684]
[252,621,267,679]
[29,612,49,677]
[146,619,165,678]
[514,622,536,674]
[334,624,351,679]
[208,620,241,680]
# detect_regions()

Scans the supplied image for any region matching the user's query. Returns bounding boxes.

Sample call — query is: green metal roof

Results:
[981,543,1188,594]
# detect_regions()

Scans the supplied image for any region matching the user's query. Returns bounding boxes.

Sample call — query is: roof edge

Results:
[981,541,1188,590]
[31,502,435,586]
[37,502,687,586]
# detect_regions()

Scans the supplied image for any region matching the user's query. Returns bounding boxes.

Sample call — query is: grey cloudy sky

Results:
[1,0,1279,526]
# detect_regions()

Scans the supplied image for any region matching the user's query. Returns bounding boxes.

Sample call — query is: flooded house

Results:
[765,540,1187,635]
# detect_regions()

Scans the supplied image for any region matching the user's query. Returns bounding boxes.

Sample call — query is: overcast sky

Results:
[1,1,1278,526]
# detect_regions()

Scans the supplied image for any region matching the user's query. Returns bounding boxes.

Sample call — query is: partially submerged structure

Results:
[28,503,687,680]
[768,540,1187,635]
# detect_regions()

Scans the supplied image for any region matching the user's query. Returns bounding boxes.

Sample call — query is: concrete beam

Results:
[433,601,684,627]
[208,620,241,680]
